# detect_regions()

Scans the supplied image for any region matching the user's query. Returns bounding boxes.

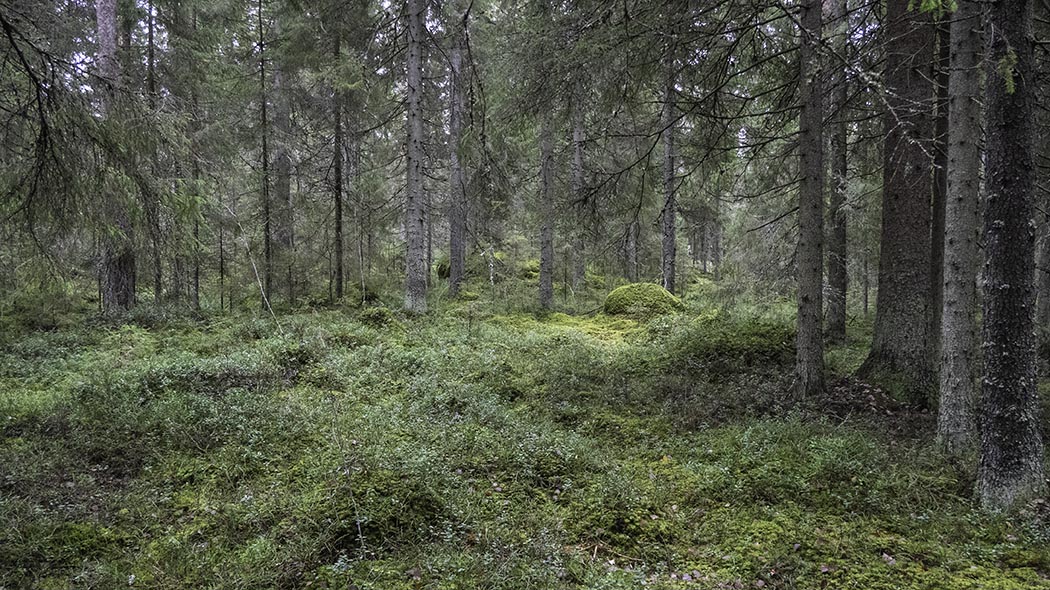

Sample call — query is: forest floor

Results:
[2,299,1050,589]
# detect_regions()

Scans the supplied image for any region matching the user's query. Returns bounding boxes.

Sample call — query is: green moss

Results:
[358,305,397,326]
[519,258,541,280]
[603,283,685,317]
[4,308,1050,590]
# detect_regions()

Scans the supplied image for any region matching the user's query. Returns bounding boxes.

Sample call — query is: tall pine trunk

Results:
[538,114,554,310]
[333,34,345,300]
[97,0,135,314]
[930,19,950,368]
[404,0,428,313]
[273,34,294,305]
[795,0,824,398]
[937,0,981,456]
[448,1,468,298]
[258,0,273,308]
[857,0,936,406]
[147,0,163,305]
[661,53,677,294]
[978,0,1047,512]
[571,88,586,291]
[824,0,848,344]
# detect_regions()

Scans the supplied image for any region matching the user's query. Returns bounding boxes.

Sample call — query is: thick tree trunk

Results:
[795,0,824,398]
[937,0,981,456]
[1036,2,1050,346]
[856,0,936,406]
[978,0,1047,512]
[448,2,468,298]
[404,0,428,313]
[333,34,345,301]
[824,0,847,344]
[97,0,135,314]
[538,114,554,310]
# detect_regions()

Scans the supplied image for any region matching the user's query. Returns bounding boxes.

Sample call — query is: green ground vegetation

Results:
[2,285,1049,589]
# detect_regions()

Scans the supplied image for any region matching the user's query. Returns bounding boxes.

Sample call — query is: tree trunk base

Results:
[855,351,934,409]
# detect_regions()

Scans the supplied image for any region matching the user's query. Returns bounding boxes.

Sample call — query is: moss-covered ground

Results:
[2,303,1049,589]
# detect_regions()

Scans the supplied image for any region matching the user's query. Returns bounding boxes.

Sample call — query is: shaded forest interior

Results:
[2,0,1050,588]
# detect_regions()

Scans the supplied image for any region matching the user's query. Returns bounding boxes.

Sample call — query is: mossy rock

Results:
[603,283,684,317]
[519,258,541,280]
[357,306,396,326]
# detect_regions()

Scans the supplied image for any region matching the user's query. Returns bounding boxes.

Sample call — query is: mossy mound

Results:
[603,283,684,317]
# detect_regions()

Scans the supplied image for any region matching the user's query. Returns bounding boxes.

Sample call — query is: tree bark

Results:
[978,0,1047,512]
[711,199,722,280]
[661,51,677,294]
[97,0,136,314]
[273,26,294,305]
[571,88,586,291]
[795,0,825,398]
[538,113,555,310]
[448,0,468,298]
[930,18,950,369]
[147,0,163,305]
[258,0,272,308]
[937,0,981,457]
[625,219,640,282]
[856,0,936,406]
[404,0,428,313]
[824,0,847,344]
[333,33,345,300]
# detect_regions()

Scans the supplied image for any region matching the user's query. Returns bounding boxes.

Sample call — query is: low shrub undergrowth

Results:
[1,308,1047,589]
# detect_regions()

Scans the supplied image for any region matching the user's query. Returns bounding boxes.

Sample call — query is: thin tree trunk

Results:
[404,0,428,313]
[978,0,1047,512]
[937,0,981,456]
[448,1,468,297]
[930,18,950,368]
[571,87,586,291]
[795,0,825,398]
[219,194,226,311]
[538,113,554,310]
[258,0,272,307]
[711,199,722,280]
[190,8,201,311]
[273,26,294,306]
[97,0,135,314]
[625,220,639,282]
[147,0,163,305]
[824,0,848,344]
[192,163,201,311]
[862,254,869,317]
[661,52,677,294]
[700,215,708,273]
[856,0,936,406]
[333,34,345,301]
